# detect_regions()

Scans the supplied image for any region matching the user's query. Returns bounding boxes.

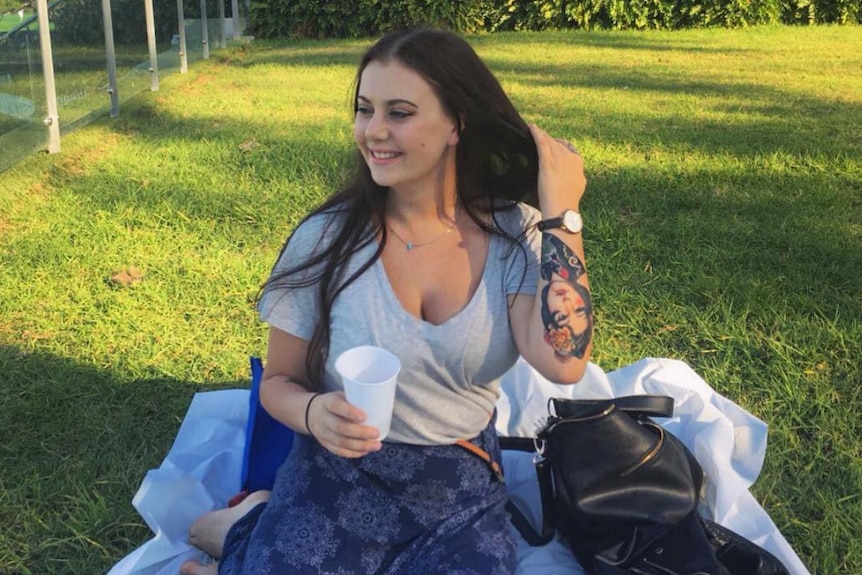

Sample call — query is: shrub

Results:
[246,0,364,39]
[248,0,499,39]
[492,0,569,31]
[1,0,28,16]
[782,0,862,23]
[236,0,862,38]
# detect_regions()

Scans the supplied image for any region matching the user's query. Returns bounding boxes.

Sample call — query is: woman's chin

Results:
[368,172,398,188]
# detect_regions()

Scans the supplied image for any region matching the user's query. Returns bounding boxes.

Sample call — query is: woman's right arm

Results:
[259,326,382,458]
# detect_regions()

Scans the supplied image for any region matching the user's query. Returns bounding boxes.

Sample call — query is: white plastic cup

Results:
[334,345,401,440]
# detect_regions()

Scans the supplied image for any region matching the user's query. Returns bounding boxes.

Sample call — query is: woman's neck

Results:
[387,192,457,225]
[386,161,458,226]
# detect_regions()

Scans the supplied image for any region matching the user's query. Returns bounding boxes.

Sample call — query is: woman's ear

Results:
[448,126,460,147]
[448,115,465,146]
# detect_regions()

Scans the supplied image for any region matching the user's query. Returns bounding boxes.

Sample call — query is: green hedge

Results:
[247,0,862,38]
[246,0,499,40]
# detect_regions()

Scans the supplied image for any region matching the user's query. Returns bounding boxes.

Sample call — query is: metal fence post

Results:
[231,0,240,40]
[35,0,60,153]
[177,0,188,73]
[144,0,159,91]
[200,0,209,59]
[218,0,226,48]
[101,0,120,117]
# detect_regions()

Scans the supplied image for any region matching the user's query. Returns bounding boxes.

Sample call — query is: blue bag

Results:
[240,357,294,493]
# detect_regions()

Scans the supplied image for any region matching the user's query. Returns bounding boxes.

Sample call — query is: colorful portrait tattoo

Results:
[540,234,593,359]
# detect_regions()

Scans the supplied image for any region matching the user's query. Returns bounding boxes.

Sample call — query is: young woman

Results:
[181,27,593,575]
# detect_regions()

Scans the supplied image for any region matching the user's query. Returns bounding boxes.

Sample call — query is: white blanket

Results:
[108,358,810,575]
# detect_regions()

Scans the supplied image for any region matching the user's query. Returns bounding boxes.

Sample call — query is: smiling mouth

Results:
[370,150,402,160]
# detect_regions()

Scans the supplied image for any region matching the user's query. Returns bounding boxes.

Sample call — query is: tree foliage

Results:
[0,0,29,16]
[246,0,500,40]
[247,0,862,38]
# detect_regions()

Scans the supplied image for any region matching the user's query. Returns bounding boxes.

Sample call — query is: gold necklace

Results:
[387,220,456,251]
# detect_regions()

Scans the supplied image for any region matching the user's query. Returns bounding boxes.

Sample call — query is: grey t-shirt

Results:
[259,203,541,445]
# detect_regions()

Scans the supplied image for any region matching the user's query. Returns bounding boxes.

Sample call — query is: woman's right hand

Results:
[306,391,383,458]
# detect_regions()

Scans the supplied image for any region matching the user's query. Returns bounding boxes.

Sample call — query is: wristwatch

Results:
[537,209,583,234]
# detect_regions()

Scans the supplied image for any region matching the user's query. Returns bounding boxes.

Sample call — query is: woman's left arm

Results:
[509,124,593,385]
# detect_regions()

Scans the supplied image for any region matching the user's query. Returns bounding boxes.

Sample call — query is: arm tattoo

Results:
[540,234,593,359]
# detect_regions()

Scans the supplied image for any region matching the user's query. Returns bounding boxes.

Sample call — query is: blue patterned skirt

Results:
[219,422,516,575]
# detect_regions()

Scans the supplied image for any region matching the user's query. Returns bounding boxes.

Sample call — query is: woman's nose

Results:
[365,112,388,141]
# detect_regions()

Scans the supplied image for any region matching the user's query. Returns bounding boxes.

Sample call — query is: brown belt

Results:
[454,439,505,483]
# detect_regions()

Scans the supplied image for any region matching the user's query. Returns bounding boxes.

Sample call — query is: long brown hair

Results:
[263,28,539,387]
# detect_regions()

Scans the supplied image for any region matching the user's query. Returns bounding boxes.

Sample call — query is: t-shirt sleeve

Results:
[258,214,332,340]
[503,204,542,296]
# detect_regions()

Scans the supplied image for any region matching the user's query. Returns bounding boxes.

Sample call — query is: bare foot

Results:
[180,559,218,575]
[187,490,270,558]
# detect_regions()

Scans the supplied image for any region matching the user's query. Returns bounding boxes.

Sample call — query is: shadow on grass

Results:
[15,40,853,345]
[492,66,861,159]
[65,102,859,321]
[212,39,862,162]
[0,345,248,574]
[470,30,758,53]
[593,159,861,264]
[225,30,755,71]
[52,103,355,230]
[216,41,365,69]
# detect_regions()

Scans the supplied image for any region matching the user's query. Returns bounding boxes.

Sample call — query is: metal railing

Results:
[0,0,248,173]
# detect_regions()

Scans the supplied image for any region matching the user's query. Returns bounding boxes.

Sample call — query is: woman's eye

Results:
[355,106,372,116]
[389,110,412,120]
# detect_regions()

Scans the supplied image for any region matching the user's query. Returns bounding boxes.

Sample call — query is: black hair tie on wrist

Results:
[305,392,324,440]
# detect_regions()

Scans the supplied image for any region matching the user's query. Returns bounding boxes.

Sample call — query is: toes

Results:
[180,560,217,575]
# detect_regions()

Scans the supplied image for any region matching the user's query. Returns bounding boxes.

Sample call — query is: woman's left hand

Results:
[529,124,587,212]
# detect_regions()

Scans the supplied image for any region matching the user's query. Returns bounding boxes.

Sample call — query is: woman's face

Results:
[546,280,589,338]
[353,60,459,193]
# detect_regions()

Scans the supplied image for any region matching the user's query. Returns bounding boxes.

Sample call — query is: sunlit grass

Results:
[0,25,860,574]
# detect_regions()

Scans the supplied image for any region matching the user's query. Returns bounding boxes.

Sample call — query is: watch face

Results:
[562,210,583,233]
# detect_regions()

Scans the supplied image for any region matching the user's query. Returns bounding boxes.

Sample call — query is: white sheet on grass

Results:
[108,358,810,575]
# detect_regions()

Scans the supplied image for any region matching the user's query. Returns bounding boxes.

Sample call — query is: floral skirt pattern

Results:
[219,421,516,575]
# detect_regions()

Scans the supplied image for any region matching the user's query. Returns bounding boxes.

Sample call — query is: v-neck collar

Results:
[373,235,495,329]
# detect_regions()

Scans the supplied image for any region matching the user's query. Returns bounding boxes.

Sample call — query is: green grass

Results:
[1,25,861,574]
[0,12,31,33]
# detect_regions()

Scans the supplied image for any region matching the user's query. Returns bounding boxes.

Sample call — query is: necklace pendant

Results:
[406,242,414,250]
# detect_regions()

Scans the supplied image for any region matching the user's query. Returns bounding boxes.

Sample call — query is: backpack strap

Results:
[551,395,674,419]
[498,435,556,546]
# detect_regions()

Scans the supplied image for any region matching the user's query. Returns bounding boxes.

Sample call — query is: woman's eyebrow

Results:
[356,95,418,107]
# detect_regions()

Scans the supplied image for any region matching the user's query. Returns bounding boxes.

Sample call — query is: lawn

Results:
[0,25,860,575]
[0,10,35,33]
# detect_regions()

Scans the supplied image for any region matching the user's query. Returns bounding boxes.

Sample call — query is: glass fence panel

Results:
[156,2,181,77]
[238,0,248,37]
[181,0,231,62]
[113,0,180,100]
[48,1,112,132]
[1,0,223,173]
[183,18,206,64]
[114,41,152,105]
[0,12,46,173]
[208,14,224,50]
[112,1,154,107]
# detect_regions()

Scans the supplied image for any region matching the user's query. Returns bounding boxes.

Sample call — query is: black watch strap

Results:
[537,216,563,232]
